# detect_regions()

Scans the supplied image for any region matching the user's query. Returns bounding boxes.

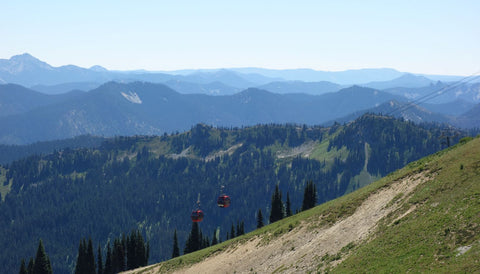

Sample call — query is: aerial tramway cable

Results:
[386,71,480,117]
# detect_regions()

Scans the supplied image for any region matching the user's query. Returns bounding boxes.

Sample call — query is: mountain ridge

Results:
[1,53,469,91]
[0,82,405,144]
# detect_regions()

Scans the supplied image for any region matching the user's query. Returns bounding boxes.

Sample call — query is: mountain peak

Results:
[89,65,108,72]
[397,73,431,82]
[10,53,38,61]
[2,53,52,73]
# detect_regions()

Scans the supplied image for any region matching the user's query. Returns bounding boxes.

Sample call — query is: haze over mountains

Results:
[0,53,479,144]
[1,53,473,93]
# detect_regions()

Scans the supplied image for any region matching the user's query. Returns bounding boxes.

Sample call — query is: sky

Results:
[1,0,479,75]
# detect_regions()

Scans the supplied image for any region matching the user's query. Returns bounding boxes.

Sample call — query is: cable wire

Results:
[386,71,480,116]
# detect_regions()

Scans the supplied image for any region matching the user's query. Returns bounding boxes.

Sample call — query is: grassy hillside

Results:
[336,136,480,272]
[127,136,480,273]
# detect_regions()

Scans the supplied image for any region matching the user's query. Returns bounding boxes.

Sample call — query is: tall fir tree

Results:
[269,184,284,223]
[238,221,245,236]
[27,258,34,274]
[112,238,126,273]
[33,239,52,274]
[126,230,148,270]
[211,229,218,246]
[184,222,201,254]
[86,238,96,274]
[201,235,210,249]
[104,244,112,274]
[74,238,95,274]
[19,258,27,274]
[97,245,103,274]
[198,230,204,249]
[301,180,317,211]
[145,242,150,266]
[230,223,236,239]
[257,209,264,228]
[286,192,292,217]
[171,229,180,258]
[74,239,86,274]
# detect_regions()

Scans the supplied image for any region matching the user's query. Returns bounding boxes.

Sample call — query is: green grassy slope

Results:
[335,136,480,272]
[127,136,480,273]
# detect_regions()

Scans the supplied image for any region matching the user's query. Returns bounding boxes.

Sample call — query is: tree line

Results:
[73,230,149,274]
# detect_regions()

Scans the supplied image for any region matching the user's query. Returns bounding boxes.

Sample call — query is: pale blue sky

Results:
[1,0,479,75]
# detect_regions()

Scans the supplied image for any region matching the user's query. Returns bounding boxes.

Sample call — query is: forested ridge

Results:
[0,114,467,273]
[0,135,105,165]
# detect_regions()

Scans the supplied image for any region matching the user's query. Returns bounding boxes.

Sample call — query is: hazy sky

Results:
[1,1,479,75]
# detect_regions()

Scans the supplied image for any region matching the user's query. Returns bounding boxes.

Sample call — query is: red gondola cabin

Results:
[191,209,204,222]
[217,194,231,208]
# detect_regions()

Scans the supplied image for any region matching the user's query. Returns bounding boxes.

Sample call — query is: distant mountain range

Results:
[1,53,474,95]
[0,83,407,144]
[1,79,479,144]
[1,53,480,144]
[256,81,343,95]
[385,81,480,104]
[0,53,279,91]
[363,73,434,89]
[327,100,452,126]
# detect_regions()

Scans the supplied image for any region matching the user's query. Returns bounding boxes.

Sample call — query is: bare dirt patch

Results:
[277,141,317,159]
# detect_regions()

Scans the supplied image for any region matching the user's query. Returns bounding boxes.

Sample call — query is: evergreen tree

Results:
[238,221,245,236]
[301,181,310,211]
[86,238,96,274]
[184,222,201,254]
[257,209,264,229]
[75,238,96,274]
[143,241,150,266]
[33,240,52,274]
[126,233,134,269]
[286,192,292,217]
[230,223,236,239]
[125,230,149,269]
[27,258,34,274]
[201,235,210,249]
[270,184,284,223]
[19,258,27,274]
[74,239,86,274]
[74,238,95,274]
[112,238,125,273]
[145,242,150,266]
[104,244,112,274]
[211,229,218,246]
[97,245,103,274]
[198,230,204,249]
[301,181,317,211]
[171,229,180,258]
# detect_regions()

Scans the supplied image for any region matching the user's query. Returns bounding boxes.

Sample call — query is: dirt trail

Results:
[130,172,430,274]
